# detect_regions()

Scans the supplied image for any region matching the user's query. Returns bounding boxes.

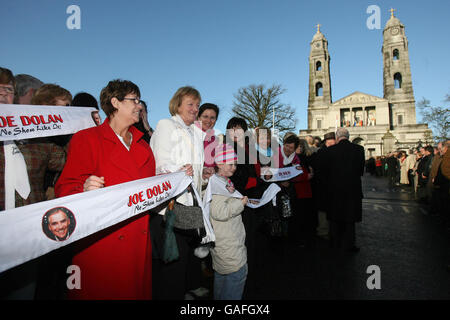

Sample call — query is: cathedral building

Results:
[299,10,432,157]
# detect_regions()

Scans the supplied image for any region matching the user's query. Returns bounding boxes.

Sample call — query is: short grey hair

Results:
[14,74,44,97]
[335,128,349,139]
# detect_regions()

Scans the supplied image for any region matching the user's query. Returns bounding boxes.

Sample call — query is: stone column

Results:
[363,107,366,126]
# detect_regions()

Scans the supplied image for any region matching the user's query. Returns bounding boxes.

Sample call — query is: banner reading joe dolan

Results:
[0,171,193,273]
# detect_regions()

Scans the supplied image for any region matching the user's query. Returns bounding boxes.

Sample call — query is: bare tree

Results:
[417,95,449,142]
[232,84,297,134]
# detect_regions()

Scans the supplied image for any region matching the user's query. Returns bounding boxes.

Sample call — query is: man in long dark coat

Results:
[310,131,336,240]
[323,128,365,252]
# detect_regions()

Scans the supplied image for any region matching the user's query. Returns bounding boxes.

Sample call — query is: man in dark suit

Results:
[323,128,365,253]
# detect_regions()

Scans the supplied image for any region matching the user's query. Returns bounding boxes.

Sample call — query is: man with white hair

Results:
[322,128,365,253]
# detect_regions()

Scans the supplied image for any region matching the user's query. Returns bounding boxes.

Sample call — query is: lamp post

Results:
[272,104,275,132]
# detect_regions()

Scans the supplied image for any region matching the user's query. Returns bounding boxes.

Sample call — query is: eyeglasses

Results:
[0,85,14,95]
[122,97,143,105]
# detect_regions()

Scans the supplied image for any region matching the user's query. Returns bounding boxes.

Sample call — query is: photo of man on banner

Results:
[42,207,76,241]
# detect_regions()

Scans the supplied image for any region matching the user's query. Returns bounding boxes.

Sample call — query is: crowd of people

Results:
[365,144,450,219]
[0,66,448,300]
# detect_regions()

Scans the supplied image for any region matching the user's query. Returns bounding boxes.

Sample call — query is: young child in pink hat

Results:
[209,143,249,300]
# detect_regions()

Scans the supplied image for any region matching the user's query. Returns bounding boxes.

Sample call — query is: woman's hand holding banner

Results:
[0,172,193,273]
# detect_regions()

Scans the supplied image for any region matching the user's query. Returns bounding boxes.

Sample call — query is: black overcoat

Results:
[323,139,365,222]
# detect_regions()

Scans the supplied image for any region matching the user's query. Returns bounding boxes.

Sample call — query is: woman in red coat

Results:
[55,80,156,299]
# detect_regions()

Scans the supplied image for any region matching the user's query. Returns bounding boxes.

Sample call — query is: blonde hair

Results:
[168,86,201,116]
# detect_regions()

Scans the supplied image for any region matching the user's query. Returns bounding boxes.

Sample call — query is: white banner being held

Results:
[0,172,192,273]
[203,174,281,212]
[0,104,97,141]
[260,166,304,182]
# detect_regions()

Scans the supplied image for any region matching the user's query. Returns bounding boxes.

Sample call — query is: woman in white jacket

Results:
[150,86,210,300]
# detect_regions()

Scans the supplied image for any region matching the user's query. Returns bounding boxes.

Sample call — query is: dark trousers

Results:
[151,214,202,300]
[408,170,414,187]
[388,173,396,188]
[241,205,268,299]
[375,166,382,177]
[436,188,450,226]
[329,220,355,250]
[291,198,317,246]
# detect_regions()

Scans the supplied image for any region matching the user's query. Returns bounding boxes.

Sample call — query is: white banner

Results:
[261,166,303,182]
[246,183,281,208]
[0,172,193,273]
[0,104,97,141]
[203,174,281,212]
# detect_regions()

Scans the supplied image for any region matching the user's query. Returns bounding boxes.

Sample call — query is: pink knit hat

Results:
[214,143,238,164]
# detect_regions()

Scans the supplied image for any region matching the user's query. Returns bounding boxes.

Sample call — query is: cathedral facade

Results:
[299,11,432,158]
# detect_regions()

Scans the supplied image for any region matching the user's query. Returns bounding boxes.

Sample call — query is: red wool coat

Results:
[280,149,312,199]
[55,120,156,300]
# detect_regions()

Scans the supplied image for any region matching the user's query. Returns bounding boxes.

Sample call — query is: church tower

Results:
[307,24,332,130]
[382,9,416,127]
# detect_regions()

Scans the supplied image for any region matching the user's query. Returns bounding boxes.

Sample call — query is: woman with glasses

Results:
[0,67,16,104]
[55,79,156,300]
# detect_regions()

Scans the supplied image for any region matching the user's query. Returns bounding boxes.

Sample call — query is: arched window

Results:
[315,82,323,96]
[394,73,402,89]
[393,49,399,60]
[316,61,322,71]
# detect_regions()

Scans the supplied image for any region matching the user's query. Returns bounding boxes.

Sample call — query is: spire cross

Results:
[390,8,396,18]
[316,23,321,32]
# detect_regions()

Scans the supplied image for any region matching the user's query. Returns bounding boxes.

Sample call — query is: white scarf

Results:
[280,147,296,166]
[171,115,205,196]
[3,141,31,209]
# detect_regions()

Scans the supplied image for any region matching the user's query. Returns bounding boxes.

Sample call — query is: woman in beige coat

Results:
[399,151,409,185]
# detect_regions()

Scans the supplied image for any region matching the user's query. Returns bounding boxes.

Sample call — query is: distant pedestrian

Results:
[406,149,416,187]
[416,146,433,204]
[399,151,409,185]
[375,156,383,177]
[386,152,399,189]
[367,157,376,176]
